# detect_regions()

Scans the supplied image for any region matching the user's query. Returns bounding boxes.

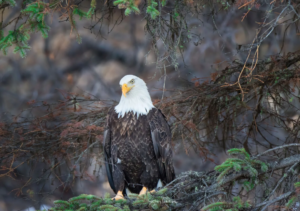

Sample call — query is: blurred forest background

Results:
[1,0,300,210]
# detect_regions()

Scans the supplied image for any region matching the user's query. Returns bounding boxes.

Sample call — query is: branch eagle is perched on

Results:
[103,75,175,200]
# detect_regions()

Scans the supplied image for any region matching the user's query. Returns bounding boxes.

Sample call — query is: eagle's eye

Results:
[129,79,135,84]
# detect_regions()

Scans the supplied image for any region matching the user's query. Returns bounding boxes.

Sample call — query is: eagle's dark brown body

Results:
[103,107,175,194]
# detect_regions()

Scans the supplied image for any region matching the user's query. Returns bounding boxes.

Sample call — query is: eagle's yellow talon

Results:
[150,189,156,194]
[112,191,125,200]
[139,187,148,195]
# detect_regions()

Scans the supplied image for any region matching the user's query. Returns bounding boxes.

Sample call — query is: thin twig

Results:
[254,143,300,158]
[257,191,293,211]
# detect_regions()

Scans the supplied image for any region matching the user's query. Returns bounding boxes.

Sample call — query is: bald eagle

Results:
[103,75,175,200]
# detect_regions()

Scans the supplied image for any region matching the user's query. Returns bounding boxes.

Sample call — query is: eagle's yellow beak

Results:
[122,83,134,97]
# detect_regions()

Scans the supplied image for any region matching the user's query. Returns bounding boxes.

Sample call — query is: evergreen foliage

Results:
[88,0,96,17]
[73,7,90,20]
[0,0,16,7]
[285,182,300,209]
[201,196,251,211]
[22,2,51,38]
[0,2,51,57]
[286,196,298,209]
[294,182,300,188]
[113,0,163,18]
[72,0,96,21]
[146,0,160,19]
[113,0,140,16]
[38,188,177,211]
[0,0,97,57]
[70,0,96,43]
[0,28,31,58]
[214,148,268,185]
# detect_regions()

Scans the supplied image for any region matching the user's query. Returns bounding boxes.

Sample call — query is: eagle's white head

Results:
[115,75,154,118]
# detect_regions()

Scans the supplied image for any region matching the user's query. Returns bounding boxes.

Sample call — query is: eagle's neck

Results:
[115,86,154,118]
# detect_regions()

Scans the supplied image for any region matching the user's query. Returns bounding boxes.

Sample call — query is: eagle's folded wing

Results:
[148,109,175,184]
[103,109,116,193]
